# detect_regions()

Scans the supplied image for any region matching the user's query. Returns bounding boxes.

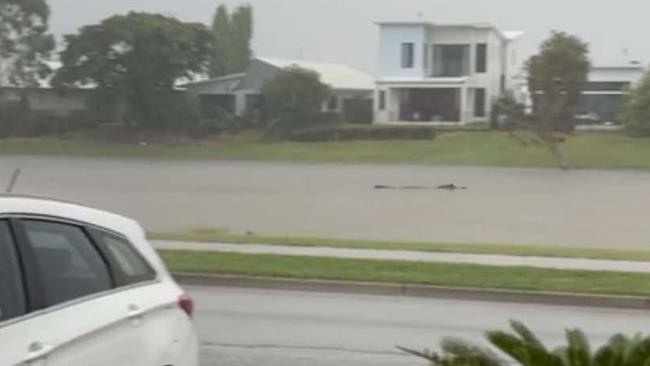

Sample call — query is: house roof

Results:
[176,73,245,89]
[374,21,523,42]
[256,57,375,91]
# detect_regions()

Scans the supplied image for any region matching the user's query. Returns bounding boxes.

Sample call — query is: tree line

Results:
[2,0,650,147]
[0,0,256,135]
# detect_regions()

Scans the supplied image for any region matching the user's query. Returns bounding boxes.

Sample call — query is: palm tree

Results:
[592,333,650,366]
[486,320,564,366]
[400,320,650,366]
[398,338,504,366]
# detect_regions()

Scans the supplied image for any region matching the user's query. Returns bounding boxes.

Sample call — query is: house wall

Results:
[239,59,281,91]
[375,24,514,123]
[0,88,88,116]
[378,24,427,78]
[589,67,644,82]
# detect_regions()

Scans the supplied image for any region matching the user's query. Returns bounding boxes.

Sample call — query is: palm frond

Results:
[397,345,444,364]
[487,330,530,365]
[562,328,592,366]
[510,320,547,351]
[441,337,505,366]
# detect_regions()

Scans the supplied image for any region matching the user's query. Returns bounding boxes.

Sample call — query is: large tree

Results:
[209,5,231,77]
[0,0,55,88]
[54,12,213,129]
[209,4,253,77]
[261,66,330,136]
[510,31,590,169]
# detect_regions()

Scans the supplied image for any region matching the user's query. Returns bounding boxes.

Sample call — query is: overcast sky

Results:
[48,0,648,74]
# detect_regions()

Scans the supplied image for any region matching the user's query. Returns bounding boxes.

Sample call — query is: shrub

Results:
[290,124,436,142]
[623,68,650,137]
[311,111,343,125]
[190,106,234,137]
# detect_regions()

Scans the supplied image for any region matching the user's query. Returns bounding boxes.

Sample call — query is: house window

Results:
[474,88,486,117]
[433,44,470,77]
[327,96,338,111]
[401,43,414,68]
[476,44,487,73]
[379,90,386,110]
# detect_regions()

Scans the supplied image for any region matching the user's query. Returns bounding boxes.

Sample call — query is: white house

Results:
[182,57,375,122]
[577,64,645,123]
[373,21,523,124]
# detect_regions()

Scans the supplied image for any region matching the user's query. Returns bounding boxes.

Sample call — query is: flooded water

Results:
[2,156,650,249]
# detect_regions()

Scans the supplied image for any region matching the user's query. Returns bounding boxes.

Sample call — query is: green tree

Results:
[209,4,253,77]
[54,12,213,130]
[230,5,253,72]
[261,66,330,137]
[514,31,590,169]
[209,5,231,77]
[0,0,55,135]
[0,0,55,87]
[623,68,650,136]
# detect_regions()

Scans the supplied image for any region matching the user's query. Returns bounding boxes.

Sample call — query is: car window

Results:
[92,229,156,285]
[0,221,26,322]
[23,220,112,307]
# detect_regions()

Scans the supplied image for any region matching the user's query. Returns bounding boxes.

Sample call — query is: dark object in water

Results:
[436,183,467,191]
[374,185,393,189]
[374,184,467,191]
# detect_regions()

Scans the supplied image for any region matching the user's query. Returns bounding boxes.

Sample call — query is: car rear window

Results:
[23,220,112,307]
[90,229,156,286]
[0,221,26,322]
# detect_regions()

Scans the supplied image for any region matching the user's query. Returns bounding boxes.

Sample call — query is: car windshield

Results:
[2,0,650,365]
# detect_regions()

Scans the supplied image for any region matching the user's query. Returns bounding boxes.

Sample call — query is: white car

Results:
[0,195,198,366]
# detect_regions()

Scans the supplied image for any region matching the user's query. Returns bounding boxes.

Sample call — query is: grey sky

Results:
[49,0,647,74]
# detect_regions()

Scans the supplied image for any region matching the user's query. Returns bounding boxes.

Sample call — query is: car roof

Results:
[0,195,143,239]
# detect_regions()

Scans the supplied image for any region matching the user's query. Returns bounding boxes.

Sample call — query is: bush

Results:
[311,111,343,125]
[290,124,436,142]
[492,93,525,130]
[190,106,234,137]
[623,69,650,137]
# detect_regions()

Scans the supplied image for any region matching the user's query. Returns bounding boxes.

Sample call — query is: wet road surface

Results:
[190,286,650,366]
[2,156,650,248]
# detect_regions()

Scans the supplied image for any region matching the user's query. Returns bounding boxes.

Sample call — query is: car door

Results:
[12,218,152,366]
[87,227,196,366]
[0,219,32,366]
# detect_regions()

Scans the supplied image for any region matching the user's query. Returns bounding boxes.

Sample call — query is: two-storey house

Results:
[374,21,523,124]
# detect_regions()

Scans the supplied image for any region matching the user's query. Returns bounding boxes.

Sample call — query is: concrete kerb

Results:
[173,273,650,310]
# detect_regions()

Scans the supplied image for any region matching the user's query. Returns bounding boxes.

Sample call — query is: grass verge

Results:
[161,250,650,296]
[3,132,650,169]
[150,228,650,262]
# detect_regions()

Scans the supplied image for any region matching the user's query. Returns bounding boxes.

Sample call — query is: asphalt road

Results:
[189,286,650,366]
[3,156,650,248]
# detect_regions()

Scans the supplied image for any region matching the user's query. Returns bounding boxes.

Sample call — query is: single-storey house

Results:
[0,86,90,117]
[182,57,376,123]
[577,64,645,123]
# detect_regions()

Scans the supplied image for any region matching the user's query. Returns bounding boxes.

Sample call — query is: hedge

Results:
[290,124,436,142]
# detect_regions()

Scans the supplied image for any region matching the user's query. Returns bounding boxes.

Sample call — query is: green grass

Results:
[150,228,650,262]
[4,132,650,169]
[161,250,650,296]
